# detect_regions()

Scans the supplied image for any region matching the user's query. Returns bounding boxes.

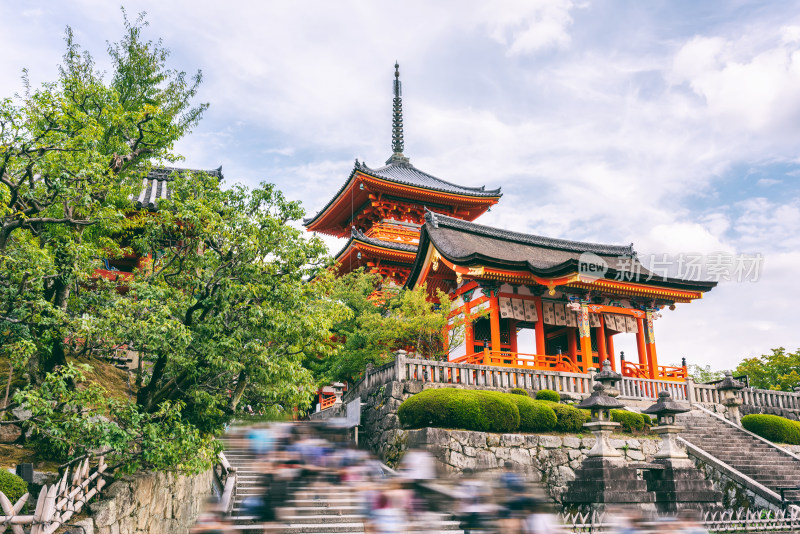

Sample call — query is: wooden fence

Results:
[0,457,107,534]
[561,508,800,532]
[217,452,237,515]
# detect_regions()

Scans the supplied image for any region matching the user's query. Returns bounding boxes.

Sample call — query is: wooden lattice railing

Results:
[0,457,107,534]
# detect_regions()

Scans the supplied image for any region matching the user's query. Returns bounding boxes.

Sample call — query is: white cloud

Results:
[670,30,800,138]
[480,0,576,56]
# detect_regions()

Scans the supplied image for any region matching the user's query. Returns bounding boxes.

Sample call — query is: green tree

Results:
[2,14,348,472]
[0,12,206,382]
[735,347,800,391]
[686,364,724,384]
[305,269,458,385]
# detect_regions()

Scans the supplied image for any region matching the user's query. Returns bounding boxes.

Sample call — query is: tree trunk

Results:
[228,371,248,413]
[1,363,12,418]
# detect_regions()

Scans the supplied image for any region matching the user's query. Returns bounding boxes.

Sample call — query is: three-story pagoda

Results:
[303,64,501,289]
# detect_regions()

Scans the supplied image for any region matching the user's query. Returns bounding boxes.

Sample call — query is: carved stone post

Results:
[716,371,745,426]
[394,350,406,381]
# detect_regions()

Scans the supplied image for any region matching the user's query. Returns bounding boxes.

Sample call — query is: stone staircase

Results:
[220,433,464,533]
[678,408,800,504]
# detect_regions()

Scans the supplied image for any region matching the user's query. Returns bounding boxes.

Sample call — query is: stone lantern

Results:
[716,371,745,426]
[563,383,656,510]
[641,390,723,512]
[578,383,626,460]
[643,390,691,463]
[594,359,621,398]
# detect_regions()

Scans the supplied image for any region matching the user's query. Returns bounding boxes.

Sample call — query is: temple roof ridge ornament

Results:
[387,62,410,165]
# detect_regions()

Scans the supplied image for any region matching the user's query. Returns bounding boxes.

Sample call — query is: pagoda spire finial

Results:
[387,62,410,165]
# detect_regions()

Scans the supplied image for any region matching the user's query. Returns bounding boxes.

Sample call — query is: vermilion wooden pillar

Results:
[534,297,546,355]
[596,314,608,367]
[464,298,474,356]
[490,294,501,353]
[578,303,592,373]
[636,318,648,371]
[567,330,578,364]
[606,333,616,371]
[645,310,659,379]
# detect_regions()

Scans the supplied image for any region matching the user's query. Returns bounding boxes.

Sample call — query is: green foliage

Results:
[742,414,800,445]
[0,470,27,503]
[0,13,347,472]
[306,269,456,385]
[735,348,800,391]
[611,410,648,433]
[545,402,587,432]
[15,364,220,473]
[397,388,520,433]
[508,396,557,432]
[510,388,529,396]
[685,364,724,384]
[535,389,561,402]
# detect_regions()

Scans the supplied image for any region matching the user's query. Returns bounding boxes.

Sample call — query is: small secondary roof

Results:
[133,165,223,210]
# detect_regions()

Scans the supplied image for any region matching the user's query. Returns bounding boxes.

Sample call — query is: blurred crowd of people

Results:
[192,421,710,533]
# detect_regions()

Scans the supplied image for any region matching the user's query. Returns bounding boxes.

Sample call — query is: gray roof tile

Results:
[133,166,223,210]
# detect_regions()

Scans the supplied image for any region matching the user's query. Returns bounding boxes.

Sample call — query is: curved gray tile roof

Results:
[133,166,223,210]
[304,159,501,226]
[425,211,635,257]
[334,228,419,260]
[360,160,502,197]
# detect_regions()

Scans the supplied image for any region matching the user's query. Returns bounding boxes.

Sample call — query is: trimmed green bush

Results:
[742,414,800,445]
[510,388,529,396]
[544,402,586,432]
[508,396,557,432]
[0,470,27,504]
[398,388,520,433]
[535,389,561,402]
[611,410,647,433]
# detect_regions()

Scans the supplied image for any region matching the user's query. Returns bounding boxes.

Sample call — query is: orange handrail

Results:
[452,350,581,374]
[319,395,337,410]
[622,361,687,381]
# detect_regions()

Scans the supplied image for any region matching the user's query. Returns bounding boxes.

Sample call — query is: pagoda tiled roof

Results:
[303,159,501,228]
[334,228,418,261]
[406,211,717,293]
[133,165,224,210]
[359,160,501,198]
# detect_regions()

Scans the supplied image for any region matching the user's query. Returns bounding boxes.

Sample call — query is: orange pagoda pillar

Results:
[636,318,648,374]
[645,310,659,379]
[534,297,546,355]
[578,302,592,372]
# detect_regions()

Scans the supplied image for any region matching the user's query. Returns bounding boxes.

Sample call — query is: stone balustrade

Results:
[333,353,800,414]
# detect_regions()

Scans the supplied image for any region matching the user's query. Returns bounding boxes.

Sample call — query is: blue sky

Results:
[2,1,799,371]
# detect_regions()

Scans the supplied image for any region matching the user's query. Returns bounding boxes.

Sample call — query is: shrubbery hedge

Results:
[742,414,800,444]
[397,388,520,433]
[510,388,529,396]
[397,388,654,435]
[0,470,27,504]
[611,410,648,433]
[537,401,587,432]
[535,389,561,402]
[508,395,557,432]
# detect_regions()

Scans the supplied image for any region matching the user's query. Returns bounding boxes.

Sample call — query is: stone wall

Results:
[358,379,662,502]
[405,426,660,503]
[77,469,213,534]
[690,455,780,512]
[741,403,800,421]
